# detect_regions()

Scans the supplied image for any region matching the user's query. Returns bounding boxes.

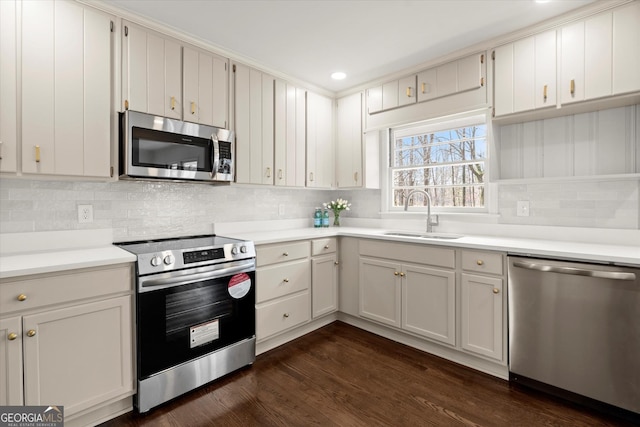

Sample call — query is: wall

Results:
[0,178,333,242]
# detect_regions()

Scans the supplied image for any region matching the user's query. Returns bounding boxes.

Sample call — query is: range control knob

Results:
[164,254,175,265]
[240,246,247,253]
[150,256,162,267]
[231,246,239,255]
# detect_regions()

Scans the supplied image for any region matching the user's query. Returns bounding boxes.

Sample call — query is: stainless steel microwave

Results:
[119,111,234,183]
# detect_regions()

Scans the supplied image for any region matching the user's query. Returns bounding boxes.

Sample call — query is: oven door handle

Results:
[139,260,255,293]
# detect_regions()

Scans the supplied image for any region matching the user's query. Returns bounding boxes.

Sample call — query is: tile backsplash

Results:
[0,178,333,241]
[1,175,638,241]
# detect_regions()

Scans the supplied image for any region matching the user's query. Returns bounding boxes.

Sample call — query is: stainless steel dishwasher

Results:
[508,256,639,420]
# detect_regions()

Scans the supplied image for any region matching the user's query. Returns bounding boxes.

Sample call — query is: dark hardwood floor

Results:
[102,322,635,426]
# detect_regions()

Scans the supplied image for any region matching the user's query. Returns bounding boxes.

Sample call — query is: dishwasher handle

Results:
[512,260,636,281]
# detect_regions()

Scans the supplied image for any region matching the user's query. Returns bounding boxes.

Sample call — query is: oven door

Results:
[137,260,255,379]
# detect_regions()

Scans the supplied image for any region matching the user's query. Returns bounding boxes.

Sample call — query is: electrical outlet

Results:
[516,201,530,217]
[278,204,285,216]
[78,204,94,223]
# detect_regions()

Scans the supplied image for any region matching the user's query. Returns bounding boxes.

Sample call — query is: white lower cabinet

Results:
[460,250,506,362]
[359,240,456,346]
[311,238,338,318]
[255,241,311,341]
[0,265,134,424]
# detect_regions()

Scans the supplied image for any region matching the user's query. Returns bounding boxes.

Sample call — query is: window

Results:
[390,115,487,211]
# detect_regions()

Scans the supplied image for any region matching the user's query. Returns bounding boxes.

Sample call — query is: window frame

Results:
[382,111,492,214]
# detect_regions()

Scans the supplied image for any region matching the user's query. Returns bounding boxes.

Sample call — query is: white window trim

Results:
[380,109,495,216]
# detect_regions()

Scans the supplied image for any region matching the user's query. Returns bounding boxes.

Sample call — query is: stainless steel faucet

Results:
[404,189,438,233]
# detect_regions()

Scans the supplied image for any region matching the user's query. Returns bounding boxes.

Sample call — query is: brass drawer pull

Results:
[493,288,500,294]
[283,313,290,318]
[476,260,484,266]
[8,333,18,341]
[18,294,27,302]
[26,329,36,337]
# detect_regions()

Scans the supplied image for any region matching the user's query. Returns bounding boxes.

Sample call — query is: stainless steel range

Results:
[116,234,256,413]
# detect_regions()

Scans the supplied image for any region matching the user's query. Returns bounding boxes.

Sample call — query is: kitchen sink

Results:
[383,232,463,240]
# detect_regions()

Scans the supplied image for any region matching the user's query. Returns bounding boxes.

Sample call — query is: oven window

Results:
[137,272,255,379]
[132,127,212,171]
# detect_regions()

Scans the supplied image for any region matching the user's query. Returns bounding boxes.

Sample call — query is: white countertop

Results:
[231,226,640,267]
[1,226,638,280]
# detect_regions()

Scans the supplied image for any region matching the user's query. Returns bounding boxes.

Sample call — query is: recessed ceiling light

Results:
[331,72,346,80]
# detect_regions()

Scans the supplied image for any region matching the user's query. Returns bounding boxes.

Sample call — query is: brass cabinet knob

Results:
[334,261,339,266]
[493,288,500,294]
[394,271,400,276]
[26,329,36,337]
[476,260,484,266]
[283,252,289,257]
[17,294,27,302]
[400,272,406,277]
[283,278,289,283]
[8,333,18,341]
[324,245,330,249]
[283,313,290,318]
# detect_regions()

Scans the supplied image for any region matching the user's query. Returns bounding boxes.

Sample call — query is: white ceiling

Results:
[108,0,596,93]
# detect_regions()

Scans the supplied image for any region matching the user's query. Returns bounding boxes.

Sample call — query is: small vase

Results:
[333,212,340,226]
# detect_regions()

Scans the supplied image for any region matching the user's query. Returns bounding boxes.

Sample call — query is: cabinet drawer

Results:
[257,241,310,266]
[256,291,310,340]
[462,250,504,275]
[0,265,133,316]
[256,259,310,303]
[360,240,455,269]
[312,238,337,256]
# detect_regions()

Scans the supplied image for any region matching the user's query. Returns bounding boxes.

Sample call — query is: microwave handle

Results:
[211,136,220,179]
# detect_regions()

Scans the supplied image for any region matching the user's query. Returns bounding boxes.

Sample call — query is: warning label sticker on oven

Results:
[190,319,219,348]
[228,273,251,299]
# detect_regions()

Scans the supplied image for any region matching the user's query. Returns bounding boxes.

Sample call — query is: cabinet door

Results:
[283,84,306,187]
[366,86,383,114]
[124,23,181,119]
[23,296,133,417]
[147,34,181,120]
[402,264,455,345]
[534,30,557,109]
[561,20,585,104]
[21,0,54,174]
[274,79,287,186]
[0,316,23,405]
[461,274,503,361]
[184,48,228,128]
[417,68,437,102]
[382,80,398,111]
[312,254,338,318]
[0,0,18,173]
[306,92,333,188]
[234,64,273,185]
[436,61,457,97]
[359,257,401,327]
[338,237,360,317]
[22,1,111,177]
[336,92,363,188]
[513,37,535,113]
[457,53,483,93]
[397,75,417,107]
[613,1,640,95]
[493,44,514,117]
[584,12,612,100]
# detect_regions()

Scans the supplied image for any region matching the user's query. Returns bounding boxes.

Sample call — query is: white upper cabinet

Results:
[0,0,18,173]
[366,86,383,114]
[336,92,363,188]
[234,63,274,185]
[397,75,418,107]
[306,91,333,189]
[274,80,306,187]
[183,47,228,128]
[415,53,483,104]
[22,0,112,177]
[124,22,229,128]
[416,68,437,102]
[561,12,612,104]
[494,30,556,116]
[612,1,640,95]
[123,22,181,119]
